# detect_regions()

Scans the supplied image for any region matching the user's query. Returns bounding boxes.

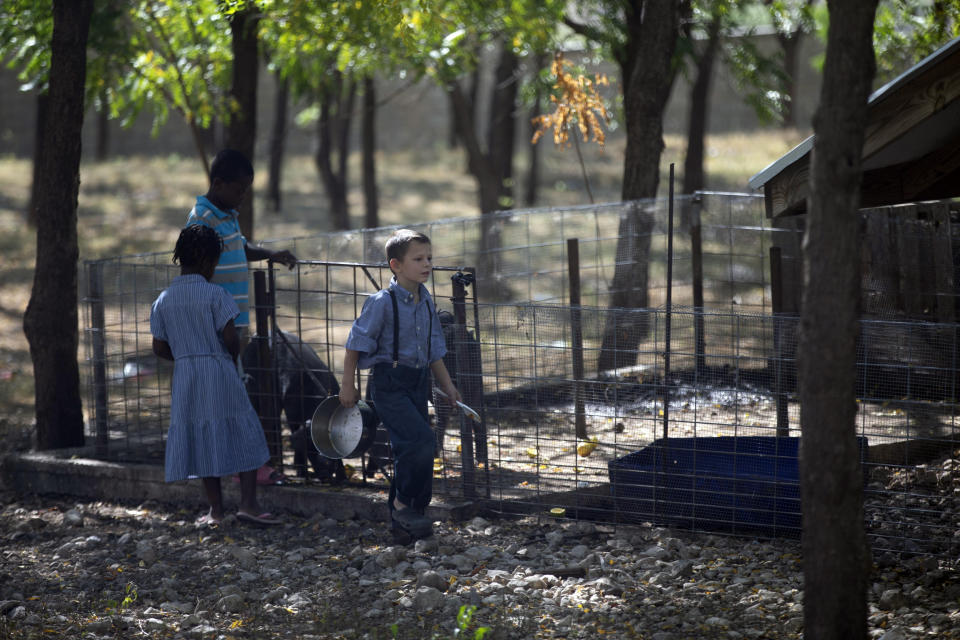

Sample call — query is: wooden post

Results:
[451,273,477,498]
[770,246,790,437]
[253,270,282,464]
[88,261,108,456]
[568,238,587,439]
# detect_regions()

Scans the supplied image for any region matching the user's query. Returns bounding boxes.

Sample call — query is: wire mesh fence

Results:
[80,193,960,557]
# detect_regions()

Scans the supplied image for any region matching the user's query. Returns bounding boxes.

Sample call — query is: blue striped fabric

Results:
[185,196,250,327]
[150,274,268,481]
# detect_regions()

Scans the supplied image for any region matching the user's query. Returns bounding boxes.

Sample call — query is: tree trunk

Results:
[361,75,379,230]
[525,53,547,207]
[448,55,481,151]
[95,90,110,162]
[480,42,519,280]
[447,41,519,293]
[778,31,802,129]
[267,72,289,213]
[315,70,356,231]
[682,14,721,196]
[488,44,518,206]
[22,0,93,450]
[448,83,499,215]
[799,0,878,637]
[27,90,49,228]
[225,4,259,242]
[597,0,683,373]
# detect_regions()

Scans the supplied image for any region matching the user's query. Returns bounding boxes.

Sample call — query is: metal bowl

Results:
[308,396,379,459]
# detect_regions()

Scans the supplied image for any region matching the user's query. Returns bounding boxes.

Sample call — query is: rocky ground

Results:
[1,487,958,640]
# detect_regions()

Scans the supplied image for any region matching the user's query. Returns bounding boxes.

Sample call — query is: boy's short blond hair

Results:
[385,229,431,263]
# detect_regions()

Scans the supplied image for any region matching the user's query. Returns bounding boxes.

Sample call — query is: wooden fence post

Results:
[568,238,587,439]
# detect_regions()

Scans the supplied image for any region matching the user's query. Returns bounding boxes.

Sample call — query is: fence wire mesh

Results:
[81,193,960,556]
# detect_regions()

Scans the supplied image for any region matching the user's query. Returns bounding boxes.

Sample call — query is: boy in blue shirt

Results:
[339,229,461,541]
[186,149,297,331]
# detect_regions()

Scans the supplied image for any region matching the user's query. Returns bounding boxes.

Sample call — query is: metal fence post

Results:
[771,247,790,437]
[663,164,675,440]
[691,192,706,376]
[88,261,109,456]
[254,270,283,465]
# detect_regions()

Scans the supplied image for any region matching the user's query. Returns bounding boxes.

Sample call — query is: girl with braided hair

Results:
[151,224,280,526]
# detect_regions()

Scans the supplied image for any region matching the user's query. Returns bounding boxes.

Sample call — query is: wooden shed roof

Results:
[748,36,960,218]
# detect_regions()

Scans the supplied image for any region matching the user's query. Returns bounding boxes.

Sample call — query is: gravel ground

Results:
[1,487,959,640]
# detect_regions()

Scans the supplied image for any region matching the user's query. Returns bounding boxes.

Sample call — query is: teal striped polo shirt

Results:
[185,196,250,327]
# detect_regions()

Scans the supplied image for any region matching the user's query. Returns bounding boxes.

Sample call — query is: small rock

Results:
[63,509,84,527]
[878,589,907,611]
[568,544,590,560]
[135,541,156,564]
[229,546,256,568]
[188,624,218,638]
[592,577,624,597]
[415,537,438,553]
[545,531,565,548]
[143,618,166,631]
[85,618,115,632]
[417,570,449,592]
[216,593,245,612]
[413,586,443,611]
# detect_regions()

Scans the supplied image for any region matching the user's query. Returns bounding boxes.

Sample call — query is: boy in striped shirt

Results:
[185,149,297,331]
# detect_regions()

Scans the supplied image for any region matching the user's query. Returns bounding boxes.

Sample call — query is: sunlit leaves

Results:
[531,53,611,147]
[110,1,232,136]
[723,35,790,125]
[873,0,960,83]
[0,0,54,91]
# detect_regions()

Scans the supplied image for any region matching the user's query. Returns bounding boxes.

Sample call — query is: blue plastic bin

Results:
[608,436,867,537]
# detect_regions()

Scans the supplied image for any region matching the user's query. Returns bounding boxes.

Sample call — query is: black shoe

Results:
[391,507,433,540]
[390,524,413,545]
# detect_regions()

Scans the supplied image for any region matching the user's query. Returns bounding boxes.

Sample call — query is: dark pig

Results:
[242,331,346,483]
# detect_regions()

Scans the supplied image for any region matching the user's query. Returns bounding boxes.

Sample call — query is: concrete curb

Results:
[0,450,482,524]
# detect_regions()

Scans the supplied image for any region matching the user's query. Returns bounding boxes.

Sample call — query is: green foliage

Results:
[450,604,490,639]
[873,0,960,83]
[765,0,817,36]
[0,0,53,92]
[0,0,134,115]
[682,1,791,125]
[724,36,790,124]
[112,0,234,135]
[103,582,138,614]
[453,605,490,640]
[263,0,410,96]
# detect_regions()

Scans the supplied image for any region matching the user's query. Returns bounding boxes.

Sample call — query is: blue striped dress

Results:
[150,274,269,482]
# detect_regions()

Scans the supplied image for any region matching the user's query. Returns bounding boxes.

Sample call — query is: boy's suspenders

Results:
[388,288,432,368]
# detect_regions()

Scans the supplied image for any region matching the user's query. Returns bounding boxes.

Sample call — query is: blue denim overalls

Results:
[371,289,435,516]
